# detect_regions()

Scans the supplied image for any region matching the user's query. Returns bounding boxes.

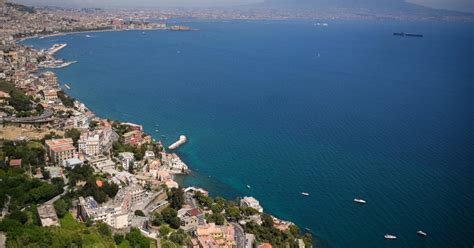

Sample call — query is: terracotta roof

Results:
[9,159,22,167]
[188,208,203,217]
[0,91,10,98]
[96,180,104,187]
[259,243,273,248]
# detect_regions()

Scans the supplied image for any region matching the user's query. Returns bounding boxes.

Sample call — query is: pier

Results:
[168,135,187,150]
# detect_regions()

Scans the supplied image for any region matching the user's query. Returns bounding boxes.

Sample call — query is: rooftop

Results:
[9,159,21,167]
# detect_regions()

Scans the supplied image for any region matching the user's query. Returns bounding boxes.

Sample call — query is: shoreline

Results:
[24,25,296,216]
[23,30,302,231]
[18,27,198,43]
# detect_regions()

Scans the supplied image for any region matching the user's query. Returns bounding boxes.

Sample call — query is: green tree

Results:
[169,216,181,229]
[207,213,225,225]
[57,91,75,107]
[169,229,188,245]
[134,210,145,217]
[225,206,241,221]
[65,128,81,146]
[42,170,50,180]
[114,234,124,244]
[161,239,179,248]
[161,207,177,224]
[159,225,171,237]
[195,191,212,208]
[289,225,300,236]
[8,210,28,224]
[168,187,184,210]
[97,222,111,236]
[102,182,119,198]
[125,228,149,248]
[151,212,163,226]
[53,199,68,218]
[262,213,274,228]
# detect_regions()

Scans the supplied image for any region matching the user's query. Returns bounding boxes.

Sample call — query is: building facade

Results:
[45,138,76,165]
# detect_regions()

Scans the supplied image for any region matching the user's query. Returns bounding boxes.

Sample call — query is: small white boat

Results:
[246,185,251,189]
[155,129,159,132]
[417,230,427,236]
[301,192,310,196]
[353,198,366,204]
[64,84,71,89]
[384,234,397,240]
[85,34,92,38]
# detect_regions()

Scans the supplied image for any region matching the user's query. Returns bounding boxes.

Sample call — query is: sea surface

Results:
[24,20,474,247]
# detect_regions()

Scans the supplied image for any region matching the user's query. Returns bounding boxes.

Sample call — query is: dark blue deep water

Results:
[24,20,473,247]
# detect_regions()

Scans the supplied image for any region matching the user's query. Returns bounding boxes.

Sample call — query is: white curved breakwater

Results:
[168,135,187,150]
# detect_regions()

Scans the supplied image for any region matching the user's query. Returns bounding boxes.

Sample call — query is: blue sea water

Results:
[24,20,474,247]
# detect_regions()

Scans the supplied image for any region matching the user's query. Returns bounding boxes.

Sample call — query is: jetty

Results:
[47,43,67,55]
[168,135,187,150]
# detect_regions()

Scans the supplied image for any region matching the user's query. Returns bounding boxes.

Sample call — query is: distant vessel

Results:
[301,192,310,196]
[393,32,423,37]
[353,198,366,204]
[315,22,329,26]
[155,129,159,133]
[384,234,397,240]
[85,34,92,38]
[417,230,427,237]
[64,84,71,89]
[246,185,251,189]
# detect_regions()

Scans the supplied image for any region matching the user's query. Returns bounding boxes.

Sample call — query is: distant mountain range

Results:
[257,0,471,16]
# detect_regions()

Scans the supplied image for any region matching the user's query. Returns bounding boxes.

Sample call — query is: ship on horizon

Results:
[393,32,423,37]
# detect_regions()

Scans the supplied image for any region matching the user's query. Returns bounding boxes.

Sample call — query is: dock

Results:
[168,135,187,150]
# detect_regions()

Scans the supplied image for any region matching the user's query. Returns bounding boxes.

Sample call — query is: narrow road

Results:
[0,195,11,220]
[231,222,245,248]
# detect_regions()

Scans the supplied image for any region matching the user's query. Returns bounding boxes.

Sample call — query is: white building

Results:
[78,132,101,157]
[144,151,155,160]
[78,196,130,229]
[72,112,90,129]
[240,196,263,213]
[62,158,83,168]
[119,152,135,170]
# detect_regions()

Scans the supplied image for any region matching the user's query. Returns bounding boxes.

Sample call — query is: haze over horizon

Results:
[9,0,474,13]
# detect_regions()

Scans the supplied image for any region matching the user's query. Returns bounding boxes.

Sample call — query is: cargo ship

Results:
[393,32,423,37]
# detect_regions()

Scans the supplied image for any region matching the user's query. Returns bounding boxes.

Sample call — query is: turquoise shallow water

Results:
[24,20,473,247]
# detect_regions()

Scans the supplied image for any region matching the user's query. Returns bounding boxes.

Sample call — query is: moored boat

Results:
[353,198,366,204]
[417,230,427,236]
[301,192,310,196]
[384,234,397,240]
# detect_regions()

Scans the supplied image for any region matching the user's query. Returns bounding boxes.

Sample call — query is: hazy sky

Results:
[11,0,474,12]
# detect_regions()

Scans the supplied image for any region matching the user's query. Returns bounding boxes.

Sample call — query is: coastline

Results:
[18,26,198,43]
[21,29,308,243]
